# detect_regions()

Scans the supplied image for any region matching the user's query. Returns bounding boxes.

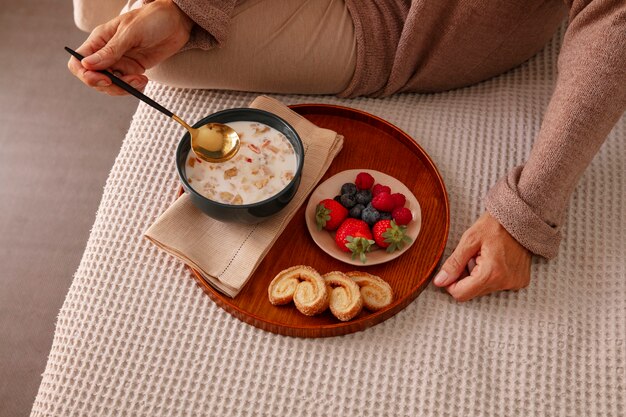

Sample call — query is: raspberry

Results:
[355,172,375,190]
[372,184,391,197]
[392,207,413,225]
[390,193,406,208]
[371,191,395,212]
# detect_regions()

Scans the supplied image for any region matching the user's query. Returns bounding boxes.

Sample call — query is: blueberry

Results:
[333,195,342,203]
[361,204,380,226]
[340,193,357,208]
[340,183,357,196]
[380,211,393,220]
[355,189,372,205]
[349,203,365,218]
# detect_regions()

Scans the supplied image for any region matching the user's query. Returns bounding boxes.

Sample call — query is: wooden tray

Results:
[188,104,450,337]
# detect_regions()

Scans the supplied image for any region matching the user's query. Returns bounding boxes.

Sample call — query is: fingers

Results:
[445,257,494,302]
[433,229,482,287]
[67,16,148,95]
[81,35,135,72]
[91,73,148,95]
[104,56,145,77]
[69,55,147,89]
[446,277,488,302]
[445,248,526,301]
[94,74,148,96]
[467,257,477,274]
[444,228,531,302]
[79,20,136,71]
[73,20,119,79]
[67,55,111,90]
[67,56,148,95]
[433,212,533,302]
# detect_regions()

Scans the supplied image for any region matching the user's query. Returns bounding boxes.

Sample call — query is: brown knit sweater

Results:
[171,0,626,259]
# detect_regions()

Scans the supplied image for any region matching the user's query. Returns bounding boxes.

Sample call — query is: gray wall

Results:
[0,1,136,415]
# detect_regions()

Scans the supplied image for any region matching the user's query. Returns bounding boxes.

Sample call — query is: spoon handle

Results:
[65,46,174,118]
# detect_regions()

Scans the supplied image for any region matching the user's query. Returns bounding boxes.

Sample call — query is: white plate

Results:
[305,169,421,266]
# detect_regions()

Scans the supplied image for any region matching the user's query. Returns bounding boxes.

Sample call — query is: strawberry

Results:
[390,192,406,208]
[372,220,412,253]
[392,207,413,225]
[355,172,375,190]
[334,218,374,263]
[371,191,395,212]
[372,184,391,197]
[315,199,348,231]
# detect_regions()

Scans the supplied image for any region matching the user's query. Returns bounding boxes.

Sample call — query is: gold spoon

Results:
[65,47,240,162]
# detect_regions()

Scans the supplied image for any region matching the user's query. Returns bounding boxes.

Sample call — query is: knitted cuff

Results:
[172,0,234,49]
[141,0,231,51]
[181,26,217,51]
[484,166,561,259]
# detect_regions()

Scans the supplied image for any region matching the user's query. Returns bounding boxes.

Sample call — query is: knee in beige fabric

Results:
[72,0,129,31]
[148,0,357,95]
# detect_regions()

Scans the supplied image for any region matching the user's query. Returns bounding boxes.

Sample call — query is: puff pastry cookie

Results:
[346,271,393,311]
[268,265,329,316]
[323,271,363,321]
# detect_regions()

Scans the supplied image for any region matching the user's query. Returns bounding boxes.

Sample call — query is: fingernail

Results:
[83,54,101,65]
[96,80,110,87]
[468,257,477,273]
[433,270,449,286]
[130,80,143,88]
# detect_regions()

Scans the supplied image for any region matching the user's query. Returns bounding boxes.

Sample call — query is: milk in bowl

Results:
[185,121,299,205]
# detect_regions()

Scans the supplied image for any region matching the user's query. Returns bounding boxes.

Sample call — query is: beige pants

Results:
[74,0,357,94]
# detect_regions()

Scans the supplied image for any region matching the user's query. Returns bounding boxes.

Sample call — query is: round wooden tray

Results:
[187,104,450,337]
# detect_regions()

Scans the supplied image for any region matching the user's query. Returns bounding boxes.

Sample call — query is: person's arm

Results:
[68,0,238,95]
[487,0,626,257]
[435,0,626,300]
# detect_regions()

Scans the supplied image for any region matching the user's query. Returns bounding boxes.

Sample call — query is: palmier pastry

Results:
[345,271,393,311]
[268,265,329,316]
[323,271,363,321]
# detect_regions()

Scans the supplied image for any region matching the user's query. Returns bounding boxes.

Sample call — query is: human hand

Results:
[67,0,193,95]
[433,212,532,301]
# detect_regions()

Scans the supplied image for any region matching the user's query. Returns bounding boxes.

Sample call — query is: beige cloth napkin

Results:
[145,96,343,297]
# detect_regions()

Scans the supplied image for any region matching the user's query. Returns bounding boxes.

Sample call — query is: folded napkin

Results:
[145,96,343,297]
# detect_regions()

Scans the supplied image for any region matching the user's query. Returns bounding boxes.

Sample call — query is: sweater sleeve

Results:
[484,0,626,259]
[143,0,238,50]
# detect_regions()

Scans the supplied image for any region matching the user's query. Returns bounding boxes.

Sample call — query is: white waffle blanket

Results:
[32,28,625,416]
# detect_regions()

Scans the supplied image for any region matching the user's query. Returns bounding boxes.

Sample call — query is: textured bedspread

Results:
[31,28,625,416]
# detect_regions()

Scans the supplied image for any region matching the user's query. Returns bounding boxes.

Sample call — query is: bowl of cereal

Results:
[176,108,304,224]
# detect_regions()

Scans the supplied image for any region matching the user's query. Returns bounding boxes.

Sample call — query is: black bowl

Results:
[176,108,304,224]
